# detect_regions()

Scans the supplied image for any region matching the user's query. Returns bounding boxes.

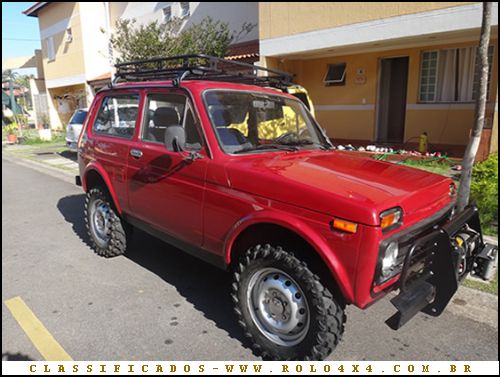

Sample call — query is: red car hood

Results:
[225,151,454,226]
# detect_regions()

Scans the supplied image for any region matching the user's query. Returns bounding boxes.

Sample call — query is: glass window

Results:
[162,6,172,22]
[92,95,140,139]
[142,93,202,150]
[180,2,190,18]
[419,46,495,102]
[46,37,55,61]
[205,90,330,154]
[69,110,88,124]
[324,63,346,86]
[419,51,438,102]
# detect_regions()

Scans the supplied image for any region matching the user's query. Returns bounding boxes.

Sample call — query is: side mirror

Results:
[172,136,184,153]
[172,136,202,161]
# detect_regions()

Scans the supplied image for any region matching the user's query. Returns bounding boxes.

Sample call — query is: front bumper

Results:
[386,205,497,330]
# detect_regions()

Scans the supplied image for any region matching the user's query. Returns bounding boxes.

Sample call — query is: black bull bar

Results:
[386,205,497,330]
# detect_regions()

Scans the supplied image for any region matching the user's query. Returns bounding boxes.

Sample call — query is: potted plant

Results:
[4,122,18,144]
[39,114,52,141]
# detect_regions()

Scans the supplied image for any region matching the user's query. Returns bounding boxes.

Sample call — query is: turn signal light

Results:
[380,208,403,232]
[332,218,358,234]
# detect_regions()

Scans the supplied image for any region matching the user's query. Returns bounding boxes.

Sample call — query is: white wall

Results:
[79,2,112,81]
[111,2,258,43]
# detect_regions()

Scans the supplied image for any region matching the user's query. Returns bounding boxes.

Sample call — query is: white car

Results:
[65,108,88,152]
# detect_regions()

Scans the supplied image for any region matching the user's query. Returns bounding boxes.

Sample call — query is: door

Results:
[127,90,208,246]
[376,57,409,143]
[89,92,142,212]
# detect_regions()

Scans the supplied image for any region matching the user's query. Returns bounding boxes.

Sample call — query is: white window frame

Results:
[46,36,55,62]
[324,63,346,86]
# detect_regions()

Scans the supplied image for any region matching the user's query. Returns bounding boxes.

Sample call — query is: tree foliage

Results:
[110,16,252,64]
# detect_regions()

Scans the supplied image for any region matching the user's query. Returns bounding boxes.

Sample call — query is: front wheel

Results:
[232,244,345,360]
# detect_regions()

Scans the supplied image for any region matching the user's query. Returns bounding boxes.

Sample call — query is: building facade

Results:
[259,2,498,158]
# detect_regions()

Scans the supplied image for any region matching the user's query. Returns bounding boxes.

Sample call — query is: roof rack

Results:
[113,54,294,89]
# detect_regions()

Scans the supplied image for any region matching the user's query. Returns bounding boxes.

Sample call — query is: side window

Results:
[93,95,140,139]
[142,93,202,150]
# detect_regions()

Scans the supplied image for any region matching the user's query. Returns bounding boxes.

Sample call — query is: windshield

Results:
[204,90,331,154]
[69,110,88,124]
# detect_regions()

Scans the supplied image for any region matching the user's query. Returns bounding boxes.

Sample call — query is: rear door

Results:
[127,89,209,246]
[88,91,142,212]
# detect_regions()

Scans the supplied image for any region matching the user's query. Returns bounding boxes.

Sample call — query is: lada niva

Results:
[76,55,497,360]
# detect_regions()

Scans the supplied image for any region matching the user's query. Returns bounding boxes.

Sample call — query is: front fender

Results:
[83,162,122,214]
[223,210,355,303]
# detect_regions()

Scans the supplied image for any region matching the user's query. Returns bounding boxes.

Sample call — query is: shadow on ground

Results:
[58,150,77,162]
[2,352,35,361]
[57,194,253,355]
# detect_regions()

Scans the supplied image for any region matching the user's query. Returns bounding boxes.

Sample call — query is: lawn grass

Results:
[464,271,498,295]
[398,159,456,177]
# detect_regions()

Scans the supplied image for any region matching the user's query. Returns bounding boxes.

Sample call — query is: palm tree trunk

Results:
[456,2,492,212]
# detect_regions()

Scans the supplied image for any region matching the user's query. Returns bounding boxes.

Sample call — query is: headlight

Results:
[381,241,399,278]
[380,207,403,232]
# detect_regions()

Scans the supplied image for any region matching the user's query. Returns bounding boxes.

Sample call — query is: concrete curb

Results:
[3,155,76,186]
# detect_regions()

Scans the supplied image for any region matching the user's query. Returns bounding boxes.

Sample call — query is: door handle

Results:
[130,149,143,158]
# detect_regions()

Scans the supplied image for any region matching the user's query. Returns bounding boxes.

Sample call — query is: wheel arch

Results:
[225,215,353,304]
[83,164,122,214]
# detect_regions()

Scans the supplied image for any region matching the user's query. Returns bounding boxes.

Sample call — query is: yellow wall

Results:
[47,84,87,129]
[38,3,86,81]
[260,2,476,40]
[269,38,498,146]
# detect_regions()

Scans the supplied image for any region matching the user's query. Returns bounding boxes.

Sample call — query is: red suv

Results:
[76,55,496,361]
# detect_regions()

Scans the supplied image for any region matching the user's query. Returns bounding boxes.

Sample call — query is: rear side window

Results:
[92,95,140,139]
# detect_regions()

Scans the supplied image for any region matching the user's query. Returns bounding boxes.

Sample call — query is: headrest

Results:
[153,107,180,127]
[211,109,231,128]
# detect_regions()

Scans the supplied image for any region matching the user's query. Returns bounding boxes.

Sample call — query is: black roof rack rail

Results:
[113,54,294,89]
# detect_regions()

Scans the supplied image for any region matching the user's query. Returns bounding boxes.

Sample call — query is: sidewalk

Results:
[2,142,79,176]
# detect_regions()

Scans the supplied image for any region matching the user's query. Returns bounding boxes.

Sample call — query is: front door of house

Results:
[376,56,409,143]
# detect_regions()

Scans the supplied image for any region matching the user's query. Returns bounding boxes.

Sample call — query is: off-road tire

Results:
[232,244,346,360]
[84,187,128,257]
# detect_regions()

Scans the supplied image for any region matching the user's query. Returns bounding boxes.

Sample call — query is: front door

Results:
[376,56,409,143]
[127,90,208,246]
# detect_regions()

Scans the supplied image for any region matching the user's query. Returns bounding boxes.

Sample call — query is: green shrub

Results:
[4,122,18,135]
[20,128,66,145]
[470,153,498,235]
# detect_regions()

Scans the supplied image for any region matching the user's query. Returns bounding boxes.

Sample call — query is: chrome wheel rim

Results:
[90,199,111,247]
[247,267,310,346]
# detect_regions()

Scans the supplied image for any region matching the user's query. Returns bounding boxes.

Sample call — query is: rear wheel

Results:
[232,244,345,360]
[84,187,128,257]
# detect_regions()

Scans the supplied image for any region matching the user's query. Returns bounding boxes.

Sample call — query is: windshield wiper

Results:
[233,144,299,154]
[276,139,331,151]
